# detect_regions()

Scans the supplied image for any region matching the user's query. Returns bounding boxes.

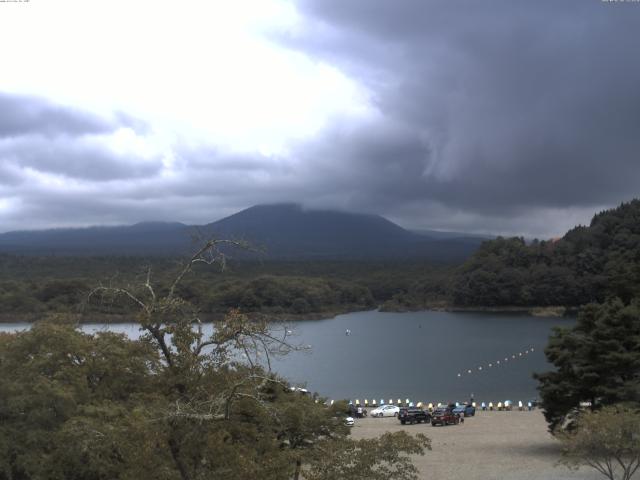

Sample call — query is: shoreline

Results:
[0,304,575,324]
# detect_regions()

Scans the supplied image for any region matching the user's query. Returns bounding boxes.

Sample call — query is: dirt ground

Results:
[349,410,601,480]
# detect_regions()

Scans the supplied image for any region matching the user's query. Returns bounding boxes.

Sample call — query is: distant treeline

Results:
[0,255,451,320]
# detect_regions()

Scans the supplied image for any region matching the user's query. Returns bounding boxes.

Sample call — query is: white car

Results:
[345,416,355,426]
[370,404,400,417]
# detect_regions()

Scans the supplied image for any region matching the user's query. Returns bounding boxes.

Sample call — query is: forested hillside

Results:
[450,200,640,307]
[0,256,453,320]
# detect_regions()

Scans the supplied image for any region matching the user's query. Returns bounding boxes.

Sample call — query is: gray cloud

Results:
[269,0,640,235]
[0,92,160,186]
[0,136,161,181]
[0,92,132,138]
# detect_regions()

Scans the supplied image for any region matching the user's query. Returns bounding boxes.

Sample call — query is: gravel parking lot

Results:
[349,410,601,480]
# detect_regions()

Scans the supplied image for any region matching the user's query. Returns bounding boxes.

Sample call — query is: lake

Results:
[1,310,573,405]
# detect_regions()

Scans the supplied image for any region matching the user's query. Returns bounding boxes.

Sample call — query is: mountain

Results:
[204,204,485,261]
[0,204,486,261]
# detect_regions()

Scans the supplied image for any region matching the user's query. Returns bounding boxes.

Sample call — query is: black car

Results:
[398,407,431,425]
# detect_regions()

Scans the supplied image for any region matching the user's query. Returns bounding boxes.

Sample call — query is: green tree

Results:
[1,240,431,479]
[557,405,640,480]
[535,298,640,431]
[305,431,431,480]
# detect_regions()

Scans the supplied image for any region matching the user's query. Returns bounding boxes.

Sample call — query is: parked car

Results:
[431,408,460,426]
[345,416,355,427]
[370,404,400,417]
[453,404,476,417]
[398,407,431,425]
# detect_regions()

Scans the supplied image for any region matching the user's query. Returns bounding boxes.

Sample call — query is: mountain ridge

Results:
[0,203,486,261]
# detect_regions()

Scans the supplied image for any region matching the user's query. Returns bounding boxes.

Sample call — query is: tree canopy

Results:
[557,405,640,480]
[451,200,640,308]
[0,240,430,480]
[535,298,640,431]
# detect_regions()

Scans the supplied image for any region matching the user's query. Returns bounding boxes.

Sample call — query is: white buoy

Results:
[330,399,334,405]
[397,399,402,405]
[478,366,483,370]
[364,399,369,406]
[389,399,393,405]
[488,363,493,367]
[496,360,500,364]
[457,373,462,377]
[467,369,472,374]
[405,398,410,405]
[355,399,360,405]
[519,352,522,356]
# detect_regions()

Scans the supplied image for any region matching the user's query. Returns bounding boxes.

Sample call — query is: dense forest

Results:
[450,200,640,308]
[2,200,640,320]
[0,255,452,321]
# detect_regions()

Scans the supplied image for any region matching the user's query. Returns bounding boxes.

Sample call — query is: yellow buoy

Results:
[355,399,360,405]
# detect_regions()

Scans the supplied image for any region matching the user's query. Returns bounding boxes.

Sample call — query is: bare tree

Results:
[88,238,304,480]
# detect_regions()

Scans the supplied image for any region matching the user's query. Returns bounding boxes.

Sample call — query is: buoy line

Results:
[456,346,535,378]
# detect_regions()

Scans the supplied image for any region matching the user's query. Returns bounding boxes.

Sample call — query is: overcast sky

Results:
[0,0,639,237]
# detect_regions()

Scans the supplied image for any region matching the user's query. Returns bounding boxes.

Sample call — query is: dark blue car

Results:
[452,404,476,417]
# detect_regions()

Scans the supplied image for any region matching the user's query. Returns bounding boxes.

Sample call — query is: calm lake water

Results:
[1,310,573,405]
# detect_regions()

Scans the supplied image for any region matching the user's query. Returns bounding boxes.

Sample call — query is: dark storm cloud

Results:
[275,0,640,234]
